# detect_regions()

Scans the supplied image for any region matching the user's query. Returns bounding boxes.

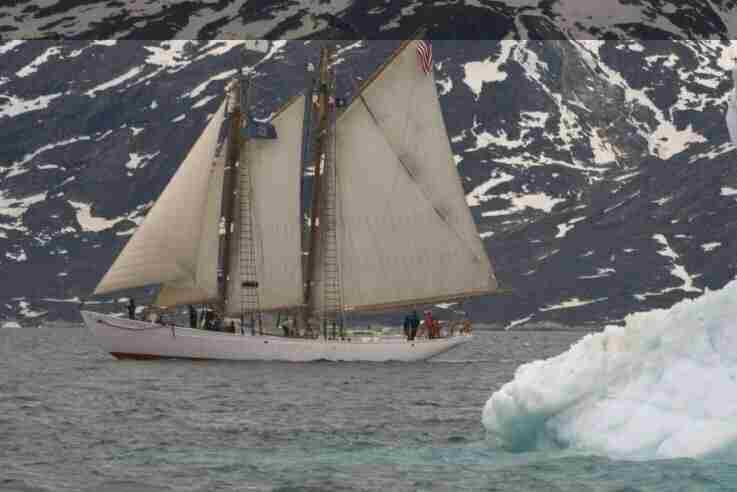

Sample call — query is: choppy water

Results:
[1,325,736,491]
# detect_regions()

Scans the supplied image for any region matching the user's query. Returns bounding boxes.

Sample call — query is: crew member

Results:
[408,310,420,340]
[403,314,412,339]
[423,311,436,339]
[127,298,136,320]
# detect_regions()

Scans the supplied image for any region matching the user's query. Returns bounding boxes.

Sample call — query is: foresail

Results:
[94,98,228,297]
[155,147,226,306]
[312,40,497,313]
[224,95,306,316]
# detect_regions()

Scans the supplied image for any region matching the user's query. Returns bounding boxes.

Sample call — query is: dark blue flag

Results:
[243,116,277,139]
[328,96,347,108]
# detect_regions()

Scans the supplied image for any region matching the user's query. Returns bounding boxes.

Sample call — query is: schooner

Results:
[81,38,499,362]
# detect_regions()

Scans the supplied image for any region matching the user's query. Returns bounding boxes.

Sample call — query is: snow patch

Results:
[579,268,616,279]
[506,315,532,331]
[589,128,618,165]
[540,297,607,312]
[183,69,237,99]
[18,301,46,319]
[125,151,160,170]
[436,76,453,96]
[635,234,701,298]
[701,242,722,252]
[85,66,144,97]
[0,191,47,221]
[192,95,217,109]
[68,200,122,232]
[5,248,27,262]
[483,192,565,217]
[555,216,586,238]
[16,46,62,78]
[0,92,64,119]
[0,40,25,56]
[144,41,191,70]
[4,135,92,178]
[463,41,515,99]
[466,171,515,207]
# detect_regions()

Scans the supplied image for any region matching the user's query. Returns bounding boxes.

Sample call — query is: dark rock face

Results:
[1,2,737,327]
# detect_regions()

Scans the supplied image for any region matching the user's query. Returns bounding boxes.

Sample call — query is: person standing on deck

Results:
[409,310,420,340]
[424,310,437,339]
[403,314,412,339]
[204,310,214,330]
[127,298,136,320]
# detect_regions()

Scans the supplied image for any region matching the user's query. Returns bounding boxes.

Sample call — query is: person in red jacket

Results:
[424,311,435,339]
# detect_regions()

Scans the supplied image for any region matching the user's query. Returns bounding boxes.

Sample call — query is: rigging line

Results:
[356,94,485,265]
[251,149,266,322]
[331,90,346,330]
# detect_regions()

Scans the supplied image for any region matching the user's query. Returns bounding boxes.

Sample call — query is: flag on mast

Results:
[416,40,433,75]
[243,113,277,139]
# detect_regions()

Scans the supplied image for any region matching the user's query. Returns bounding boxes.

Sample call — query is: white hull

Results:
[81,311,472,362]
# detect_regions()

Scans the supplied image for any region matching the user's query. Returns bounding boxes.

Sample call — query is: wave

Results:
[482,279,737,460]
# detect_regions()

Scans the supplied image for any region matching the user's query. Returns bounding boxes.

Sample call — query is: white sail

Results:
[94,98,228,298]
[155,148,226,307]
[727,68,737,149]
[312,41,497,313]
[224,95,306,316]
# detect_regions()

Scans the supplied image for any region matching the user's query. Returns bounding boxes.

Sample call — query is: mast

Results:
[301,45,334,333]
[235,73,263,335]
[219,77,245,315]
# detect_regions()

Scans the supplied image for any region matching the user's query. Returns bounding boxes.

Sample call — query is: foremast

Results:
[219,76,244,316]
[300,45,340,336]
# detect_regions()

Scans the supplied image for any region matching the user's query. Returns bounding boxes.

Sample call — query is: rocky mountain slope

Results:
[2,5,737,327]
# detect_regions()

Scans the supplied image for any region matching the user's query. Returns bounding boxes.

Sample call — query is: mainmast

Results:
[219,75,247,315]
[301,45,335,334]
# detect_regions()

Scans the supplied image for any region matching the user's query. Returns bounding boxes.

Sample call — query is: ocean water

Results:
[1,324,736,492]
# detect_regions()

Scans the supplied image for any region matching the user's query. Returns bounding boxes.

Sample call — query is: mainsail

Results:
[311,40,498,313]
[94,98,228,301]
[727,67,737,149]
[224,95,306,316]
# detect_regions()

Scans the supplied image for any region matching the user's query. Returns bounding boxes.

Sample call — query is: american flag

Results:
[416,40,433,75]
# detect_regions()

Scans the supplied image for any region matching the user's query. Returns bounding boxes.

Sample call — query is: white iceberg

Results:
[483,280,737,460]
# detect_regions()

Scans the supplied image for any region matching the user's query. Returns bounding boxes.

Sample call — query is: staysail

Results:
[155,146,226,306]
[727,67,737,149]
[94,98,228,300]
[311,40,498,314]
[224,95,306,316]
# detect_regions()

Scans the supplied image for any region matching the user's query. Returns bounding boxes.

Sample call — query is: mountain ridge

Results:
[2,35,737,328]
